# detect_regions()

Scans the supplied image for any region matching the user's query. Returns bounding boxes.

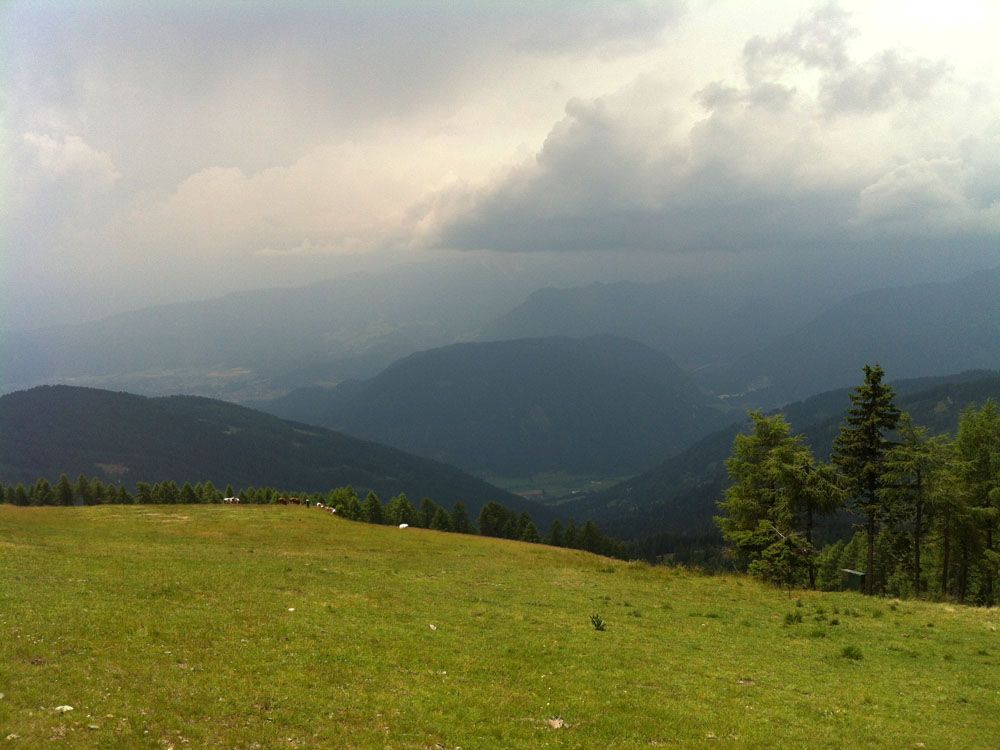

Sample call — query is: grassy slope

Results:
[2,505,999,749]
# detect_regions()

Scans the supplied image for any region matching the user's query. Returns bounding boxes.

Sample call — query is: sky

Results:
[3,0,999,330]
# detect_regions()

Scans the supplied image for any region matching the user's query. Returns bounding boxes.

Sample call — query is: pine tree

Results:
[564,519,581,549]
[55,474,74,506]
[75,474,90,505]
[450,501,472,534]
[420,497,438,528]
[32,478,53,506]
[430,506,453,531]
[386,493,417,526]
[362,491,384,524]
[89,477,107,504]
[832,364,901,595]
[545,519,565,547]
[519,518,541,543]
[135,482,153,505]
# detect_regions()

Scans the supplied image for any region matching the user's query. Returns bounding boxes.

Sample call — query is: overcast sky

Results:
[3,0,999,329]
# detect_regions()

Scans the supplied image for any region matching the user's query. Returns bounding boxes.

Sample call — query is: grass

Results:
[3,505,1000,748]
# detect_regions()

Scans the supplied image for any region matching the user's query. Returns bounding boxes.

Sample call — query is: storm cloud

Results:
[2,1,998,329]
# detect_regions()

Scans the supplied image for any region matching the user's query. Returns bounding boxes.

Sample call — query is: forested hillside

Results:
[0,385,544,523]
[257,335,733,477]
[578,370,1000,544]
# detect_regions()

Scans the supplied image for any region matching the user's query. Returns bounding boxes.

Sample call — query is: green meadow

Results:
[2,505,999,749]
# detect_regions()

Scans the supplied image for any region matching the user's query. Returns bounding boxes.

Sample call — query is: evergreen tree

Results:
[75,473,90,505]
[430,506,453,531]
[386,493,417,526]
[55,474,74,506]
[344,492,363,521]
[545,519,565,547]
[362,491,384,524]
[200,480,220,504]
[420,497,438,528]
[564,519,581,549]
[519,518,541,543]
[135,482,153,505]
[477,502,513,538]
[581,520,603,554]
[718,411,839,588]
[32,478,53,506]
[881,414,951,596]
[225,484,236,499]
[953,400,1000,604]
[815,539,846,591]
[118,486,134,504]
[832,364,901,595]
[89,477,107,504]
[450,501,472,534]
[14,484,30,506]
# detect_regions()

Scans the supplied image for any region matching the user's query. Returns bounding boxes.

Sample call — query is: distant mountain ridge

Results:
[0,259,542,401]
[0,385,545,523]
[478,278,815,370]
[709,269,1000,405]
[256,335,734,478]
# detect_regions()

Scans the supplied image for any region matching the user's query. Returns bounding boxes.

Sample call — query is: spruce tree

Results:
[55,474,74,506]
[519,518,541,543]
[75,474,90,505]
[430,506,453,531]
[546,519,565,547]
[362,491,384,524]
[832,364,901,595]
[450,501,472,534]
[420,497,438,528]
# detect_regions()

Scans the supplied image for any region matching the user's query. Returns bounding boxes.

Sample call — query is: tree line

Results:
[717,364,1000,604]
[0,475,629,559]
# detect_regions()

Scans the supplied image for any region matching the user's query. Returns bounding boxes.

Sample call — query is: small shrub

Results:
[809,628,827,638]
[829,618,840,626]
[795,599,804,608]
[784,612,803,625]
[590,613,606,631]
[871,608,884,618]
[841,645,863,661]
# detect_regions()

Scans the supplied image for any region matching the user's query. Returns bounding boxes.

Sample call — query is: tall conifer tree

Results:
[832,364,901,595]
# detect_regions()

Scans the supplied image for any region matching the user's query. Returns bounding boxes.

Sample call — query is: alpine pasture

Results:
[2,504,999,748]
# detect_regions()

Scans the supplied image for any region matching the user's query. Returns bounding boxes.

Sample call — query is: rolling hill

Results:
[255,335,735,478]
[0,384,546,522]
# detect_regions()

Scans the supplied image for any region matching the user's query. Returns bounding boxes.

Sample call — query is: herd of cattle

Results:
[222,496,339,516]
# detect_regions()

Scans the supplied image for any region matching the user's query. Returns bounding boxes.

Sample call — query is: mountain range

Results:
[254,335,734,477]
[0,385,546,524]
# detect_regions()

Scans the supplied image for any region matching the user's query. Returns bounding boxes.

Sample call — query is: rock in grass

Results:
[54,705,74,713]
